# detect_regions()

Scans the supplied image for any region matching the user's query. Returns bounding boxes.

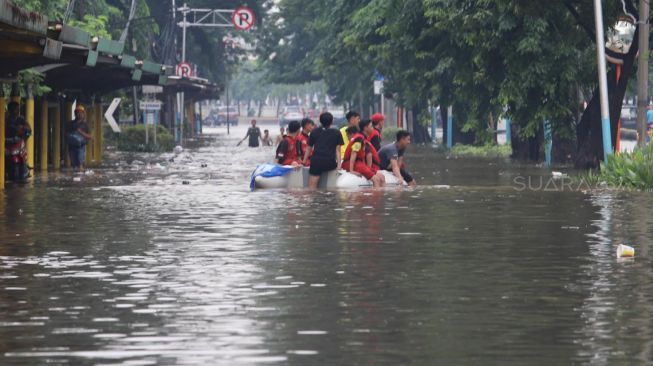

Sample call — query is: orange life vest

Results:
[343,132,380,166]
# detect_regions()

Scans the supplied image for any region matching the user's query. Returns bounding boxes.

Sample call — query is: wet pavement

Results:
[1,125,653,365]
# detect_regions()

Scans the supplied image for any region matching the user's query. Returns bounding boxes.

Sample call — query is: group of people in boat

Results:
[243,111,417,189]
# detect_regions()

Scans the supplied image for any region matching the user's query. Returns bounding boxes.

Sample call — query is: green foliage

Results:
[381,127,399,142]
[260,0,638,151]
[117,124,175,152]
[70,14,112,39]
[9,0,67,18]
[450,144,512,158]
[584,145,653,190]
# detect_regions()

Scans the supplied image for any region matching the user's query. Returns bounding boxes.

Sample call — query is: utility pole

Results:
[593,0,613,163]
[636,0,650,147]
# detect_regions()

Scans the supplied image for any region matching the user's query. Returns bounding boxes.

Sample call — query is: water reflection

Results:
[0,126,653,364]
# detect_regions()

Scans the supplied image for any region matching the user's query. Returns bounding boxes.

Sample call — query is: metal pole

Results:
[154,110,158,146]
[0,85,5,188]
[447,105,453,148]
[431,106,436,141]
[593,0,613,163]
[179,3,188,144]
[505,118,512,146]
[544,120,553,167]
[145,111,149,145]
[181,6,187,62]
[226,71,230,135]
[636,0,650,147]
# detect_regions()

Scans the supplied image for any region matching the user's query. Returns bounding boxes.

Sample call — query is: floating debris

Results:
[617,244,635,259]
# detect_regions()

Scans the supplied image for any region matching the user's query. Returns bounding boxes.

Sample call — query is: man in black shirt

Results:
[304,112,344,189]
[238,119,263,147]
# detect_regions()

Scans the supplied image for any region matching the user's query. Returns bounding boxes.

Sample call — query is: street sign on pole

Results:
[374,80,384,96]
[139,100,163,111]
[104,98,121,133]
[176,62,192,77]
[142,85,163,94]
[231,6,255,30]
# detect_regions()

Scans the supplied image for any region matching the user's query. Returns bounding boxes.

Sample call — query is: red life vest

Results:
[297,132,311,164]
[367,127,382,151]
[367,128,381,143]
[278,135,301,165]
[343,132,380,166]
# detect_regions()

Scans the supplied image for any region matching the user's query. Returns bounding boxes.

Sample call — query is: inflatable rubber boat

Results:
[251,164,404,190]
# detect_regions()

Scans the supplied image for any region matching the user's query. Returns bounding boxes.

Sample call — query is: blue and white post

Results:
[505,118,511,145]
[447,105,453,148]
[431,106,437,142]
[543,120,553,167]
[593,0,613,164]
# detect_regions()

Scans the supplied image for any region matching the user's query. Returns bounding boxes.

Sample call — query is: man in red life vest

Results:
[343,120,386,187]
[368,113,385,151]
[298,118,315,166]
[275,121,303,167]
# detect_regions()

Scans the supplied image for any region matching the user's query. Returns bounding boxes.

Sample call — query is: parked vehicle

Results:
[330,110,346,127]
[279,106,304,127]
[620,105,637,129]
[216,106,239,126]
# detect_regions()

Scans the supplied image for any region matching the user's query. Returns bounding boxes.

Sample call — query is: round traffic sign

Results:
[176,62,192,78]
[231,6,256,31]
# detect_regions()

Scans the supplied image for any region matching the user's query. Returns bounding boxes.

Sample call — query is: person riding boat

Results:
[305,112,345,189]
[298,118,315,166]
[340,111,361,157]
[343,120,385,187]
[379,130,417,187]
[275,121,302,167]
[368,113,385,151]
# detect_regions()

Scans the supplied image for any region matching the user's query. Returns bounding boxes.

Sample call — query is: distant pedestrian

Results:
[262,129,272,146]
[275,126,285,146]
[67,105,92,171]
[238,119,263,147]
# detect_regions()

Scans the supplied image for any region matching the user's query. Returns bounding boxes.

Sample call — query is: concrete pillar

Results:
[10,82,20,103]
[25,85,35,170]
[40,98,48,172]
[93,99,102,164]
[64,100,73,168]
[0,85,5,188]
[85,103,93,166]
[52,102,61,170]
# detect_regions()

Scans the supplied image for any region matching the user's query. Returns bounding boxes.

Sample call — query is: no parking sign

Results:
[231,6,256,31]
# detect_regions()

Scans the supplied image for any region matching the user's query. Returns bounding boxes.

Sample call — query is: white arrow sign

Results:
[105,98,121,133]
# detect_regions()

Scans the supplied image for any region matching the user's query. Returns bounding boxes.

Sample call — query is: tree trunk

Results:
[411,103,432,144]
[510,123,541,161]
[258,100,263,117]
[575,26,640,168]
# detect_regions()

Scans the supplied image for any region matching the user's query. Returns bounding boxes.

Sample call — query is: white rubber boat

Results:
[252,165,404,190]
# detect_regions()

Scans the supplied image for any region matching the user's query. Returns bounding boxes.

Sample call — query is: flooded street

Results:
[1,124,653,365]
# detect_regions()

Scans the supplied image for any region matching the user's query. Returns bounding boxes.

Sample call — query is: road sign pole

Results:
[226,71,230,135]
[144,110,149,145]
[593,0,612,164]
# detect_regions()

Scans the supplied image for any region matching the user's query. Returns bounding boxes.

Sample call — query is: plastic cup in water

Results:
[617,244,635,258]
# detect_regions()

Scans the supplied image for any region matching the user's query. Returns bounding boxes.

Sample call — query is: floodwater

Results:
[1,124,653,365]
